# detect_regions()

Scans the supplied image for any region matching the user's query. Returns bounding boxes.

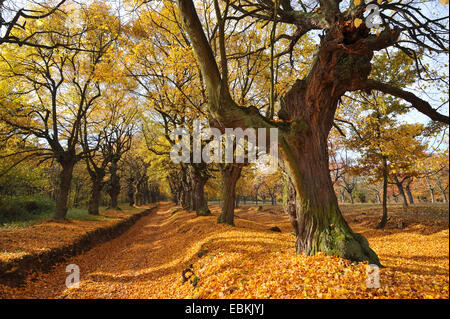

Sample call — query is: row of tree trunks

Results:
[135,174,159,206]
[168,163,211,216]
[126,174,160,207]
[53,153,133,219]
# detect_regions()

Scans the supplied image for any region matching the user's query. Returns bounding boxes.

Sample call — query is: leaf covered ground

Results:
[0,202,448,299]
[0,206,143,264]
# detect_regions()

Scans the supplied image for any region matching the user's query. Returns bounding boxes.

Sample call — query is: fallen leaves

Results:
[0,203,448,299]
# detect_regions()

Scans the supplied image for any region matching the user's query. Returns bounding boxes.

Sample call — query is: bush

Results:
[0,195,55,223]
[354,189,367,203]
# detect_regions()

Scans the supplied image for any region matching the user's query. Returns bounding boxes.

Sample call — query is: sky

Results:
[2,0,449,131]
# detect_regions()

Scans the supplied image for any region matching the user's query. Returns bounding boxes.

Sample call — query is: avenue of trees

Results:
[0,0,448,267]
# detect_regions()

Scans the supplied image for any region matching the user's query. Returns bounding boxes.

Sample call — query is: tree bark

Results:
[437,183,448,203]
[191,165,210,216]
[376,156,388,229]
[179,167,192,210]
[426,176,435,203]
[441,191,448,203]
[276,47,381,265]
[281,131,381,266]
[107,160,121,209]
[395,178,408,207]
[88,176,104,215]
[340,190,346,203]
[127,177,135,206]
[405,181,414,204]
[374,189,381,204]
[218,164,243,226]
[54,160,75,220]
[192,174,211,216]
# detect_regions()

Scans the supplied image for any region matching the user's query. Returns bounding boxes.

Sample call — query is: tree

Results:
[262,169,283,205]
[418,145,449,203]
[121,141,159,207]
[0,2,120,219]
[0,0,67,48]
[175,0,448,265]
[347,113,427,228]
[125,3,213,216]
[81,91,135,215]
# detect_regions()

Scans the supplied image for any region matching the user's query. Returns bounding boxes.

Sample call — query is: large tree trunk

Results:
[280,133,380,266]
[395,179,408,207]
[218,164,243,226]
[277,46,381,265]
[190,165,211,216]
[107,160,121,209]
[376,156,389,229]
[54,160,75,220]
[405,182,414,204]
[88,176,104,215]
[179,167,192,210]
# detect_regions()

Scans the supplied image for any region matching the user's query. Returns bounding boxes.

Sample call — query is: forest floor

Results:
[0,202,448,299]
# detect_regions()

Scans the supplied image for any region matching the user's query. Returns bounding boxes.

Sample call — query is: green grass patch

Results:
[0,196,138,228]
[0,195,55,227]
[66,208,108,221]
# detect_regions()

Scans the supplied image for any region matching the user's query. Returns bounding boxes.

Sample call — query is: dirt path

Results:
[1,202,448,299]
[1,202,189,298]
[1,202,293,298]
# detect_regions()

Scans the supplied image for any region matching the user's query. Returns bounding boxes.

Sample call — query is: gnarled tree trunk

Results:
[55,159,76,220]
[405,180,414,204]
[395,178,408,207]
[277,44,381,265]
[88,175,104,215]
[107,160,121,209]
[218,164,243,226]
[190,164,210,216]
[281,131,380,265]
